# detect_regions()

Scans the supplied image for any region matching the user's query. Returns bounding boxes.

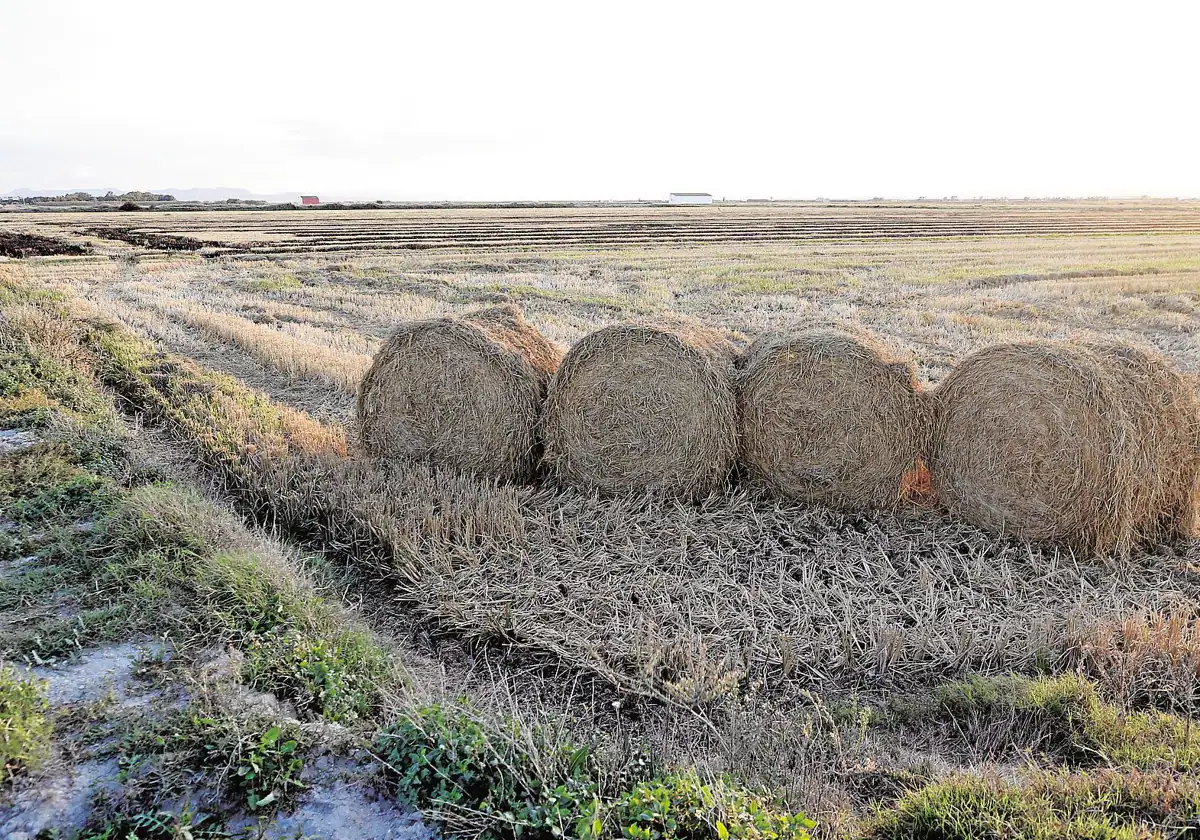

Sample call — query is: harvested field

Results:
[3,201,1200,838]
[83,225,240,252]
[7,200,1200,256]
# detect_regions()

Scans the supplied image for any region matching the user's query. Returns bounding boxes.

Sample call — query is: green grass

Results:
[0,663,51,783]
[375,703,814,840]
[930,673,1200,771]
[91,484,395,723]
[870,769,1200,840]
[0,290,391,724]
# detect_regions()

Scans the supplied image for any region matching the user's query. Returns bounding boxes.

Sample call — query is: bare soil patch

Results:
[83,226,233,252]
[0,232,90,258]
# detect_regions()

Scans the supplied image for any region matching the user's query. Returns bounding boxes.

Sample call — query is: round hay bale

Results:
[929,342,1133,554]
[356,305,562,482]
[738,328,928,509]
[541,321,739,497]
[1088,342,1200,545]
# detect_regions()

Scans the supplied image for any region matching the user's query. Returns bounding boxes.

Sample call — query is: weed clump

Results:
[375,703,813,840]
[870,769,1200,840]
[0,664,51,782]
[76,807,229,839]
[115,712,308,817]
[616,773,817,840]
[932,673,1200,770]
[376,703,603,840]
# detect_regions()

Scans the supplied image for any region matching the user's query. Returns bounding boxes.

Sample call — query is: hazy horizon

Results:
[6,186,1199,203]
[4,0,1198,201]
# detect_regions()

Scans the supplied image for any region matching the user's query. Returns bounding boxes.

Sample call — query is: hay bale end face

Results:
[931,340,1200,554]
[356,305,562,482]
[738,329,928,509]
[927,340,1200,555]
[541,322,739,497]
[930,342,1127,553]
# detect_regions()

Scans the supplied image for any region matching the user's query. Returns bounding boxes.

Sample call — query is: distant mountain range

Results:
[1,187,307,203]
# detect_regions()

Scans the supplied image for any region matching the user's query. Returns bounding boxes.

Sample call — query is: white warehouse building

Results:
[669,192,713,205]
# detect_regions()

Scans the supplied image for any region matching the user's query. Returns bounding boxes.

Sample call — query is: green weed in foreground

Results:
[932,673,1200,770]
[375,703,814,840]
[235,723,306,810]
[76,806,231,840]
[616,774,817,840]
[90,485,394,723]
[0,663,51,782]
[870,768,1200,840]
[117,711,308,815]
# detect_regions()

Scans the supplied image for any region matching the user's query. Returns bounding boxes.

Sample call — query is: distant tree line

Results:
[6,191,177,204]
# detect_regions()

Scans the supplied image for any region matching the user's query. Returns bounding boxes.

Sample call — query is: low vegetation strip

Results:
[0,296,396,723]
[870,770,1200,840]
[162,303,374,392]
[927,673,1200,769]
[1,299,395,832]
[376,704,816,840]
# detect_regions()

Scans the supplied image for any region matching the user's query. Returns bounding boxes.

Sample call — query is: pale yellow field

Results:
[3,203,1200,836]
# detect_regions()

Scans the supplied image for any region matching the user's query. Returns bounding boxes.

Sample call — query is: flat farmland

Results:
[10,199,1200,254]
[10,202,1200,408]
[3,202,1200,837]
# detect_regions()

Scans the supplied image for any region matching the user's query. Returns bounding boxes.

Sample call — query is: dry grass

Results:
[1064,607,1200,713]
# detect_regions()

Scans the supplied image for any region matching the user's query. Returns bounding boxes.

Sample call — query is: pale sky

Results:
[3,0,1198,200]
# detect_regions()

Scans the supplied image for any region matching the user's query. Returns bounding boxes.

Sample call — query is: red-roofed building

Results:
[300,195,320,206]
